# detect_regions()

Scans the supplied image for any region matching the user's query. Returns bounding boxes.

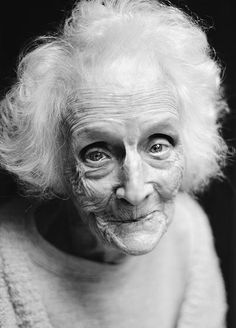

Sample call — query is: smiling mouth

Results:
[110,210,158,223]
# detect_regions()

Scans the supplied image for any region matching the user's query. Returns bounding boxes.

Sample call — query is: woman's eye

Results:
[148,139,172,158]
[84,150,110,163]
[150,143,169,153]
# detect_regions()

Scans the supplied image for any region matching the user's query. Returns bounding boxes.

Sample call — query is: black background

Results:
[0,0,235,326]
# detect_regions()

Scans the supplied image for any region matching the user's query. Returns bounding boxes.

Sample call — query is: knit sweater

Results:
[0,195,227,328]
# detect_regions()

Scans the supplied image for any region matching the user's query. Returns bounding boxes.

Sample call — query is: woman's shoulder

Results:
[175,192,207,220]
[173,196,227,326]
[174,192,212,235]
[172,192,216,256]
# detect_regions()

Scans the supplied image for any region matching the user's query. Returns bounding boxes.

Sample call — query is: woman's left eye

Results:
[150,144,166,153]
[148,140,171,157]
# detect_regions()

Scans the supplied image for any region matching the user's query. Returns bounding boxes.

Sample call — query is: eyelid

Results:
[149,140,171,152]
[79,142,111,159]
[85,147,111,157]
[146,135,174,161]
[83,150,111,166]
[148,133,175,146]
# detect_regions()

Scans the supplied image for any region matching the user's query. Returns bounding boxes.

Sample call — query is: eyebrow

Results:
[73,115,180,145]
[141,116,180,134]
[74,126,123,145]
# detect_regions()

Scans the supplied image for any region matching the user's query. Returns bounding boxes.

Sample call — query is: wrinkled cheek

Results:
[64,163,84,197]
[71,176,97,210]
[154,165,184,227]
[65,165,112,215]
[155,164,184,200]
[64,162,90,203]
[169,165,184,194]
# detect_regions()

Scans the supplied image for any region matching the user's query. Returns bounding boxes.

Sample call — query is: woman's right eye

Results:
[79,142,113,167]
[84,149,111,163]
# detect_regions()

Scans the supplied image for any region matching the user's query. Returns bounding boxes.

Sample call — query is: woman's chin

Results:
[108,230,163,255]
[95,211,169,256]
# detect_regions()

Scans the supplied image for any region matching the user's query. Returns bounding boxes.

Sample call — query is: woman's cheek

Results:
[83,178,114,198]
[151,160,185,199]
[71,167,119,213]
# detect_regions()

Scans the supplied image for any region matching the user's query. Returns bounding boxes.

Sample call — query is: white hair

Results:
[0,0,228,197]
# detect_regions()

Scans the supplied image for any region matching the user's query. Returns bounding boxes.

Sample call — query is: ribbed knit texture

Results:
[0,195,227,328]
[0,203,52,328]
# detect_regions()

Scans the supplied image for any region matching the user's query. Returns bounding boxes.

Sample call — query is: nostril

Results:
[115,186,138,206]
[117,198,132,206]
[115,182,154,206]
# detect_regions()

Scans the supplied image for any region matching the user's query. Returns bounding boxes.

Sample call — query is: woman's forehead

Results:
[72,114,180,150]
[68,84,179,133]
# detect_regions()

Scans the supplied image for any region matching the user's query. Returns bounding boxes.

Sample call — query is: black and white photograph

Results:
[0,0,235,327]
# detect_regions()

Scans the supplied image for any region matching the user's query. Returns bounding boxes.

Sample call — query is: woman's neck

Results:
[35,199,126,264]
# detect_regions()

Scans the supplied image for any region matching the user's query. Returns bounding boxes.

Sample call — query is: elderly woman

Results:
[0,0,228,327]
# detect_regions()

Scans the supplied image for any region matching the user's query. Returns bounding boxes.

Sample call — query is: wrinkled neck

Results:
[34,199,126,264]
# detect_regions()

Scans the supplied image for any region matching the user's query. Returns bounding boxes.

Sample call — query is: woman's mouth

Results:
[109,210,159,223]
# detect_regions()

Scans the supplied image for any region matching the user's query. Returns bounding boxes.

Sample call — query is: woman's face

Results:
[65,84,185,256]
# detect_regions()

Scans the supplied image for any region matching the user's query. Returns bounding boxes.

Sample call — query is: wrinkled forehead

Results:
[66,83,179,134]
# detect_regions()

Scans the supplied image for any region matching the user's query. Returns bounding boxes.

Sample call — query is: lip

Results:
[109,210,158,223]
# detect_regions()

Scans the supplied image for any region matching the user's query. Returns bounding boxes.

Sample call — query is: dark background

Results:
[0,0,235,326]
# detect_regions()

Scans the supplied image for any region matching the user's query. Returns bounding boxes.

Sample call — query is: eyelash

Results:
[148,134,175,147]
[80,142,111,163]
[147,140,172,159]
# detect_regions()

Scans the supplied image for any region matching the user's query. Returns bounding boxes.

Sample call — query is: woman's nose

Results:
[115,153,153,206]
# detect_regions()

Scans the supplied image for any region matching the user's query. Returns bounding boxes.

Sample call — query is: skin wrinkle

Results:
[65,141,184,255]
[61,83,185,258]
[66,159,177,256]
[0,0,227,274]
[67,148,183,220]
[66,87,179,134]
[94,206,170,255]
